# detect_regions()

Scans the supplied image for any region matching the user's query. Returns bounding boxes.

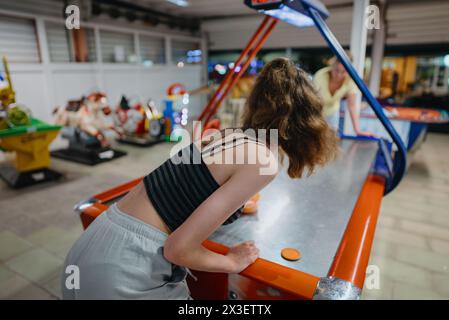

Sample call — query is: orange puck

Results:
[250,193,261,203]
[281,248,301,261]
[243,200,258,214]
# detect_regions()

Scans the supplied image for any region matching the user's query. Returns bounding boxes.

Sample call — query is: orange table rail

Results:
[361,106,449,124]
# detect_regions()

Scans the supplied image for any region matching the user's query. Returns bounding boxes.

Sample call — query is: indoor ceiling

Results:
[129,0,352,18]
[125,0,441,19]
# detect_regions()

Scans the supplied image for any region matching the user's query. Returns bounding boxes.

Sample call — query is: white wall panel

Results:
[51,70,98,107]
[0,2,204,124]
[138,65,203,116]
[6,65,203,122]
[45,21,72,63]
[8,70,49,121]
[102,70,140,104]
[0,14,40,63]
[140,34,166,65]
[100,30,135,63]
[139,68,174,105]
[139,65,204,117]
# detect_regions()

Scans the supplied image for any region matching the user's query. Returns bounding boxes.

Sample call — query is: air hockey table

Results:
[76,138,390,300]
[74,0,408,300]
[357,106,449,152]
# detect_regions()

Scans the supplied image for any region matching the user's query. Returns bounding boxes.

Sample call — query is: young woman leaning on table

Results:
[313,54,373,137]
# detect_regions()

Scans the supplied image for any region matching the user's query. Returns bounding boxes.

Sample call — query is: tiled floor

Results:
[361,133,449,299]
[0,141,171,299]
[0,134,448,299]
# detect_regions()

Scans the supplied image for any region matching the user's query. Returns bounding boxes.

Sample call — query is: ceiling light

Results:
[166,0,189,7]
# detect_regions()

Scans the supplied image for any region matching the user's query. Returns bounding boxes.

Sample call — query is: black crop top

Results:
[143,134,263,232]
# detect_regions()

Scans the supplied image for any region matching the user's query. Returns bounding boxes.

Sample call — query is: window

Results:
[139,34,165,66]
[45,22,97,63]
[172,40,202,65]
[0,14,40,63]
[73,28,97,62]
[45,21,71,62]
[100,30,136,63]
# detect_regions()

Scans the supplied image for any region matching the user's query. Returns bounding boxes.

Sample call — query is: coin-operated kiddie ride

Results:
[0,56,62,188]
[73,0,408,300]
[163,83,190,142]
[115,95,166,147]
[115,84,190,146]
[51,92,127,165]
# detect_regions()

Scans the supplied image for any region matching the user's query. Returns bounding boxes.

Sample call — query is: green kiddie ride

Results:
[0,56,62,188]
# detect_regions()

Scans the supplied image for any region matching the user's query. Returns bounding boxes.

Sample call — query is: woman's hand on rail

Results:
[163,142,277,273]
[356,130,376,137]
[226,240,260,273]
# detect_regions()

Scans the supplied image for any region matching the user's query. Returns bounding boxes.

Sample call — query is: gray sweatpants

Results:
[61,204,191,300]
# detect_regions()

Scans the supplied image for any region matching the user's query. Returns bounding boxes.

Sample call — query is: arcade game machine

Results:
[73,0,407,300]
[162,83,191,142]
[352,54,449,152]
[357,105,449,153]
[51,92,127,165]
[115,95,166,147]
[0,56,62,188]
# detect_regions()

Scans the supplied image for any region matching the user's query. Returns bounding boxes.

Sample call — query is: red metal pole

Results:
[193,16,276,138]
[197,16,272,123]
[202,18,278,128]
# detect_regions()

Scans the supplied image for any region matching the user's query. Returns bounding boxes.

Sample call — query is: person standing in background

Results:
[313,54,373,136]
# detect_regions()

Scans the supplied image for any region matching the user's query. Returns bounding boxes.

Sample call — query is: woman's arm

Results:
[347,92,374,137]
[163,156,277,274]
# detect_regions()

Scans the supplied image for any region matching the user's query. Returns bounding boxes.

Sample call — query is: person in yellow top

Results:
[313,55,372,136]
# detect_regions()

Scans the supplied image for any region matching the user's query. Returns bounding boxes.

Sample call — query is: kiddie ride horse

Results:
[115,95,166,147]
[116,83,194,146]
[51,92,126,165]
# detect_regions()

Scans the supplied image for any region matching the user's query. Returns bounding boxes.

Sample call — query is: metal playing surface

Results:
[209,139,379,277]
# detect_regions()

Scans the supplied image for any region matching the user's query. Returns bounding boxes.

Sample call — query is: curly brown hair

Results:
[241,57,338,178]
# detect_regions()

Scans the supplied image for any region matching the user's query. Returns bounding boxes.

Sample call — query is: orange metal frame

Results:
[193,16,278,138]
[327,174,385,289]
[78,173,385,299]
